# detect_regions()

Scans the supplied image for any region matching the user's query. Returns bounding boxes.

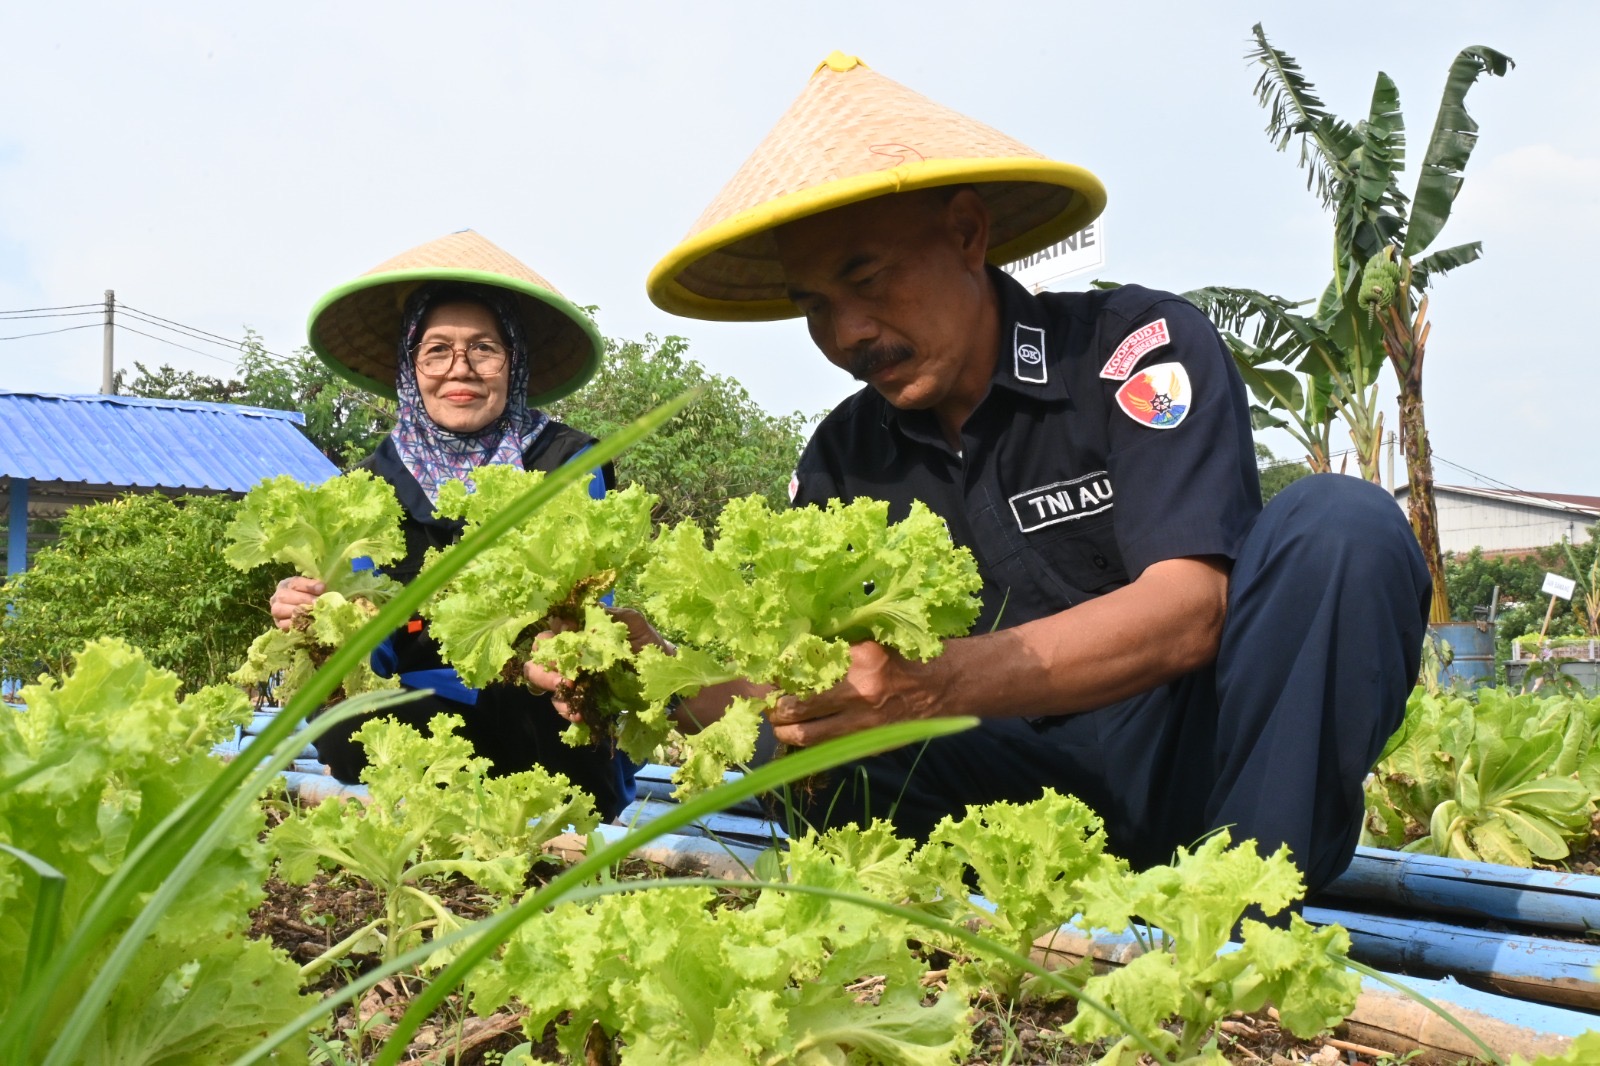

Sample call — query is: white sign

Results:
[1543,572,1577,600]
[1002,220,1106,292]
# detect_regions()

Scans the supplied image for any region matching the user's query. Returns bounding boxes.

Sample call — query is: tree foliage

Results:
[120,332,395,468]
[0,494,285,692]
[550,333,811,528]
[1446,539,1600,661]
[1255,442,1312,504]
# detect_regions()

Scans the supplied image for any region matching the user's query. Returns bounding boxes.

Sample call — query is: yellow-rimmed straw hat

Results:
[647,51,1107,322]
[308,229,601,405]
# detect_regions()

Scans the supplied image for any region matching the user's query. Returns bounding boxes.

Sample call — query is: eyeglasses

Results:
[411,340,508,377]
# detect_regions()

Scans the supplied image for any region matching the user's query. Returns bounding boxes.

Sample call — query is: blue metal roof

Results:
[0,392,339,492]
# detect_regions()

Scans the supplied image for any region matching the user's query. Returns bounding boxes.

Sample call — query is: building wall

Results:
[1422,493,1597,554]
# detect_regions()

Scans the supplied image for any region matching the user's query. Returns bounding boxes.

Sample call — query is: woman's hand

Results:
[270,576,325,631]
[523,607,675,722]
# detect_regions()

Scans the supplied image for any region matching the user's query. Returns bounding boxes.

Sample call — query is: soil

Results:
[248,869,1419,1065]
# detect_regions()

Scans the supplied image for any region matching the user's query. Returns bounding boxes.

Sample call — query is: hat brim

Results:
[647,158,1106,322]
[308,267,603,406]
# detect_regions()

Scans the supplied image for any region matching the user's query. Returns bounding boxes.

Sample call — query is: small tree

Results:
[550,333,811,528]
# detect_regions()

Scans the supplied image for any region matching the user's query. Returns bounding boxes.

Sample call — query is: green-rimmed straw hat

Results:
[647,52,1107,322]
[308,229,601,405]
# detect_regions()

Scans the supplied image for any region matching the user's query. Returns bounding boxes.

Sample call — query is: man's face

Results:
[775,189,994,416]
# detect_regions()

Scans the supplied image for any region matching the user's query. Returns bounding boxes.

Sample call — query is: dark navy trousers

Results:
[800,475,1431,896]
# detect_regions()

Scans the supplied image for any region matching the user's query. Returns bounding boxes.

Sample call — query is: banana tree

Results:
[1184,285,1386,481]
[1246,25,1512,623]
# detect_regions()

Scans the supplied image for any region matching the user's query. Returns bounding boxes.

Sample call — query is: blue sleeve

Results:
[571,448,616,604]
[371,633,399,678]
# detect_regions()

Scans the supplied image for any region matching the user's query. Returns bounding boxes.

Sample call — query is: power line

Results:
[113,323,239,366]
[117,303,261,350]
[118,309,251,354]
[115,318,393,424]
[0,308,107,321]
[0,322,103,342]
[0,302,103,315]
[117,303,304,365]
[1430,454,1529,495]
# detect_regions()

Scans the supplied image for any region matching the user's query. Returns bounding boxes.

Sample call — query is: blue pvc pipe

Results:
[1306,904,1600,1012]
[1323,846,1600,933]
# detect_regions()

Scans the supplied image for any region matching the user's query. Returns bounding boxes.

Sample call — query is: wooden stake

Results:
[1540,595,1559,638]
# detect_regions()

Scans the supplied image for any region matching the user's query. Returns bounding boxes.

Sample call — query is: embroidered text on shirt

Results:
[1008,471,1114,533]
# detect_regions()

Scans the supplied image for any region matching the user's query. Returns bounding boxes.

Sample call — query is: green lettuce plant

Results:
[420,463,657,730]
[225,469,408,702]
[0,639,314,1064]
[631,495,984,793]
[1364,687,1599,865]
[271,713,600,975]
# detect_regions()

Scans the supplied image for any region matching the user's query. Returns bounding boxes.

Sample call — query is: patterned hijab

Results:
[391,282,550,505]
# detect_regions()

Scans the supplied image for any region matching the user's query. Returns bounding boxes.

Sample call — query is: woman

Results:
[272,229,633,819]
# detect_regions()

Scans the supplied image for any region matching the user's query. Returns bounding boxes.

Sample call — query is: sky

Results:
[1,1,1593,492]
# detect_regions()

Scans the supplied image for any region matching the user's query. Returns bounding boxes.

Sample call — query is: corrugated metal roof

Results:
[0,391,339,493]
[1398,483,1600,518]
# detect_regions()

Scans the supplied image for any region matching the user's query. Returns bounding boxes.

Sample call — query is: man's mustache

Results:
[845,343,914,381]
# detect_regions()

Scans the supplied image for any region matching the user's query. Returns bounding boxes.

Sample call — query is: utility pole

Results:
[101,289,115,394]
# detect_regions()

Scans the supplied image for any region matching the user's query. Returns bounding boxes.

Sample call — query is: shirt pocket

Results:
[1021,511,1130,597]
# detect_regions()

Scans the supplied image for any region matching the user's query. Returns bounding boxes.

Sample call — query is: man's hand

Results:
[768,555,1230,745]
[767,640,941,746]
[270,576,324,631]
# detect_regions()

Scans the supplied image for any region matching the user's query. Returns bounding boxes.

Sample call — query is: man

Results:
[643,53,1430,894]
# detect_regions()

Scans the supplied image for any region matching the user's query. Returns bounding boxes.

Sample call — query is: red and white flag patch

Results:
[1115,362,1191,430]
[1100,318,1170,380]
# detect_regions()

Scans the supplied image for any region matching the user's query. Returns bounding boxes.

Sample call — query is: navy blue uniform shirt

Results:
[793,267,1262,635]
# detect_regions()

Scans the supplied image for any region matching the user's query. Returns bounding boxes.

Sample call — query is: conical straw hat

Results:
[647,52,1107,321]
[308,230,602,405]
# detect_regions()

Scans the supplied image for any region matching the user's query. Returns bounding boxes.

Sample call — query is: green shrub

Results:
[0,494,285,692]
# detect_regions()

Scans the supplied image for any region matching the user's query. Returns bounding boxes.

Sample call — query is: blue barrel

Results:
[1430,621,1497,691]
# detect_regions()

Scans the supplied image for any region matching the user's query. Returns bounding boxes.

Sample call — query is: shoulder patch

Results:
[1100,318,1170,380]
[1115,362,1191,430]
[1013,323,1047,384]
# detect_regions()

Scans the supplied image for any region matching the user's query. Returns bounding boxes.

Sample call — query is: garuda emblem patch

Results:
[1115,362,1191,429]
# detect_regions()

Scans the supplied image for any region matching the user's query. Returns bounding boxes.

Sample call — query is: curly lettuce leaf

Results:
[229,590,398,703]
[422,466,656,689]
[468,881,968,1065]
[270,713,599,968]
[224,470,405,593]
[671,695,767,795]
[1065,832,1354,1059]
[640,496,981,689]
[0,640,310,1064]
[636,496,982,791]
[915,789,1125,991]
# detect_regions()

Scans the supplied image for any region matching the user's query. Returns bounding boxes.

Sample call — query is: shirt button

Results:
[1093,553,1108,569]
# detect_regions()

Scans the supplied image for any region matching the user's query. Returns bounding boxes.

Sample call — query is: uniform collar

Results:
[986,265,1072,402]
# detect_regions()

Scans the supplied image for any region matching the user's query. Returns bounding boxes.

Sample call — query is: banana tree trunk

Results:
[1397,385,1452,623]
[1383,289,1452,623]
